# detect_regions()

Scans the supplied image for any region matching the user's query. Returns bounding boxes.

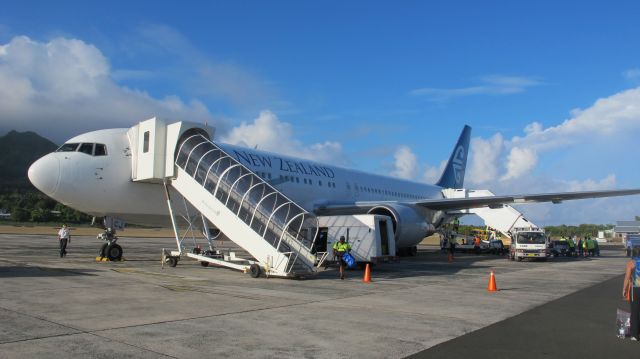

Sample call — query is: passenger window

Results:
[143,131,150,153]
[78,143,93,155]
[94,144,107,156]
[56,143,80,152]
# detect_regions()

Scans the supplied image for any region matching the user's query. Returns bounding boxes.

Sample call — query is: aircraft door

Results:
[314,227,328,254]
[379,219,390,255]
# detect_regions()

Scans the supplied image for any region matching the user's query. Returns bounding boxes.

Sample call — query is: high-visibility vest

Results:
[567,238,575,248]
[333,242,351,252]
[587,240,595,250]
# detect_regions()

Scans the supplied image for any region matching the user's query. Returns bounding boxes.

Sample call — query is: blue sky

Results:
[1,1,639,224]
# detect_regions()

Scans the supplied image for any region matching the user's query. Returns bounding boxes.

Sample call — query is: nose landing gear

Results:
[97,228,123,261]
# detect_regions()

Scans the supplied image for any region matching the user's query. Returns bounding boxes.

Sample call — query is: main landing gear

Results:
[97,228,123,261]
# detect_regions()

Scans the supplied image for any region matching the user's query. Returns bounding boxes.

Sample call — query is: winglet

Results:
[436,125,471,189]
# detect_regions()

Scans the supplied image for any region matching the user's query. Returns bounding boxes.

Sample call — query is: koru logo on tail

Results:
[452,145,466,183]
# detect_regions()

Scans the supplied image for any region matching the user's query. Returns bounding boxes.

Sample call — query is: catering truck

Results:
[508,227,550,261]
[316,214,397,264]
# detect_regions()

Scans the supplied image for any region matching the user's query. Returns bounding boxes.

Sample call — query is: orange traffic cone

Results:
[487,271,498,292]
[363,263,372,283]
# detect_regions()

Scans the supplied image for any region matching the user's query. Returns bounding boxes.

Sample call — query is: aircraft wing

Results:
[421,188,640,211]
[314,188,640,214]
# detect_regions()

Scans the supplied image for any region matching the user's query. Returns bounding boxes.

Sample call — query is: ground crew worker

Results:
[576,238,583,257]
[57,224,70,258]
[448,234,456,261]
[622,247,640,340]
[582,238,589,257]
[567,237,576,256]
[474,236,481,254]
[332,236,352,280]
[587,237,596,257]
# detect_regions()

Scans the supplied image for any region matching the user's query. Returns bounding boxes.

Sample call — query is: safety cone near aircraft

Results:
[363,263,372,283]
[487,271,497,292]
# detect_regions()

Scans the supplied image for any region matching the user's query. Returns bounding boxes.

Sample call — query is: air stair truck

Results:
[317,215,397,265]
[128,117,330,278]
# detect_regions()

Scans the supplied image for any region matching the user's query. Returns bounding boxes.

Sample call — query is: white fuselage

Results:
[28,128,446,247]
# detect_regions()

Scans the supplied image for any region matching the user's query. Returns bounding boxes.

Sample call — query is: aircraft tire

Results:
[200,261,209,267]
[106,244,123,261]
[248,264,261,278]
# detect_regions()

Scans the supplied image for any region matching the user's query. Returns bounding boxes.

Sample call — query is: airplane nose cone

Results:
[28,155,60,196]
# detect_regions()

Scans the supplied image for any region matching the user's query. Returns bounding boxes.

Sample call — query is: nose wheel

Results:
[97,229,124,261]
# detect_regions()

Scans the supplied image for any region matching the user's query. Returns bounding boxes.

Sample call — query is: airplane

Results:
[27,120,640,262]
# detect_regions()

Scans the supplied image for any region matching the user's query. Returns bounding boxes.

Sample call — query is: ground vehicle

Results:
[550,240,569,257]
[488,239,506,255]
[508,228,549,261]
[625,234,640,256]
[318,214,397,264]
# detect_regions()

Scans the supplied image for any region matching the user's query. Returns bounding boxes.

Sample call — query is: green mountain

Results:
[0,130,58,189]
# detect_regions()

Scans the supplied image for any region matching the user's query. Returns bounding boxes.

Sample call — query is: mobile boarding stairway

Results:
[129,118,328,278]
[442,188,540,239]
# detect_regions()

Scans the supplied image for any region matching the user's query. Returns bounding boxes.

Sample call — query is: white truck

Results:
[508,227,550,261]
[316,214,397,264]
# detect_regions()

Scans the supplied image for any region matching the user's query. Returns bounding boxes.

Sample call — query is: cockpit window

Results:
[55,142,108,156]
[94,143,107,156]
[78,143,93,155]
[56,143,80,152]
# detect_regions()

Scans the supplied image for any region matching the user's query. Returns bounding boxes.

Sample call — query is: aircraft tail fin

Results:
[436,125,471,189]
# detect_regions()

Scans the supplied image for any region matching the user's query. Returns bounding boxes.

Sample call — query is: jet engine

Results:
[367,203,436,250]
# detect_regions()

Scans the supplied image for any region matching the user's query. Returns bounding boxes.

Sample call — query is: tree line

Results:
[0,189,91,223]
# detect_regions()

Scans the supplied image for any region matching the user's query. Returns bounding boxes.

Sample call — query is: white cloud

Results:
[510,87,640,151]
[501,147,538,181]
[467,134,503,185]
[132,24,275,108]
[423,160,447,184]
[0,35,213,142]
[390,146,418,179]
[221,110,348,165]
[564,174,617,192]
[386,145,444,184]
[624,68,640,81]
[460,87,640,224]
[410,75,542,101]
[463,87,640,185]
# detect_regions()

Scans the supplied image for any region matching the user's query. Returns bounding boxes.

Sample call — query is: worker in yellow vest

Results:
[333,236,352,280]
[582,238,588,257]
[587,237,596,257]
[567,236,576,257]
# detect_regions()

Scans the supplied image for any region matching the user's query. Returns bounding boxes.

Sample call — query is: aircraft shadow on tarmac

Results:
[0,266,99,278]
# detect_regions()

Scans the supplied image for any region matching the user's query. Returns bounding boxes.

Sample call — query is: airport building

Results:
[613,220,640,240]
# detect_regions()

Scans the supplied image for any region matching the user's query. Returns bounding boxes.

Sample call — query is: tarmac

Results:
[0,233,635,358]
